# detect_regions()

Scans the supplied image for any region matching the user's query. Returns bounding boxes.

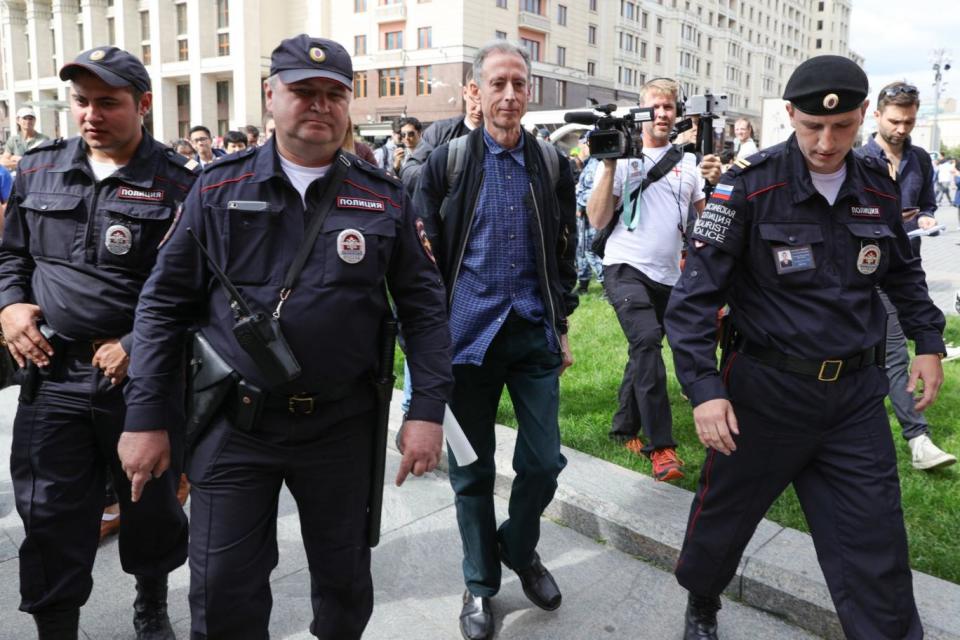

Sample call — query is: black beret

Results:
[60,46,151,93]
[783,55,868,115]
[270,35,352,88]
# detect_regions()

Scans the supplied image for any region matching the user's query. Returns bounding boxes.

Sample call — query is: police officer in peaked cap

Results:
[664,55,945,639]
[119,34,452,639]
[0,46,197,639]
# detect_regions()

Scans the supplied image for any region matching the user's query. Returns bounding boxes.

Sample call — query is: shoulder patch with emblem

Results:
[415,217,436,264]
[23,137,66,156]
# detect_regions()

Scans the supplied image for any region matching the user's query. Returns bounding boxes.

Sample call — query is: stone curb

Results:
[388,390,960,640]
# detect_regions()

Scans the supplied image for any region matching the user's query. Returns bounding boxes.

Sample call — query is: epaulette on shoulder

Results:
[349,153,402,187]
[199,146,255,175]
[727,150,771,177]
[163,147,201,173]
[23,137,66,155]
[858,153,891,180]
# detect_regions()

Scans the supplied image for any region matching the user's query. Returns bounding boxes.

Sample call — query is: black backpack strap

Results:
[625,145,684,203]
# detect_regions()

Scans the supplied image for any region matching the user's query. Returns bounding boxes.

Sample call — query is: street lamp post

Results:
[931,49,951,155]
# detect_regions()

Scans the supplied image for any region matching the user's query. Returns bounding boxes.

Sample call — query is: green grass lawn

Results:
[397,293,960,583]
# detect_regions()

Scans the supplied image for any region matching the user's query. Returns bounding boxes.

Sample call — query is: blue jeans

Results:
[448,313,566,596]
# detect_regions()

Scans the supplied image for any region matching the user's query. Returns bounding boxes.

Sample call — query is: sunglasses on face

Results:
[401,131,418,138]
[880,85,918,100]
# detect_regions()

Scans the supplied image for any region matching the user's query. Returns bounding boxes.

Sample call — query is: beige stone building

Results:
[0,0,860,144]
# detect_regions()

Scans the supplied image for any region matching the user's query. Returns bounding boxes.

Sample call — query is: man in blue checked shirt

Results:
[415,40,578,640]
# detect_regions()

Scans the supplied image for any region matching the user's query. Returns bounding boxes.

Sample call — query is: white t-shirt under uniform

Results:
[596,145,706,286]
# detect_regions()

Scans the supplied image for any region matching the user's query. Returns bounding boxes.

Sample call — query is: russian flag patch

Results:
[713,183,734,201]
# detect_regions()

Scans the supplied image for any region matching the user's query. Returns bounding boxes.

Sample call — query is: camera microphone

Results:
[564,111,601,125]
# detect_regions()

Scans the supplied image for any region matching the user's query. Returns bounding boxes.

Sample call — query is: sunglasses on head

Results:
[880,84,918,99]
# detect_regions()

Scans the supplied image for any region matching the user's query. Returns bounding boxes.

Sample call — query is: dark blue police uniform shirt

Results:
[448,129,554,366]
[665,134,946,406]
[857,134,937,233]
[0,133,198,353]
[124,139,452,431]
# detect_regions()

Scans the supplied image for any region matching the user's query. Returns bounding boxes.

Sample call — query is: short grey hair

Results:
[473,40,531,85]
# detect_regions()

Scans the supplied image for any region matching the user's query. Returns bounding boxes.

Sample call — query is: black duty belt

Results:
[738,341,878,382]
[61,340,110,361]
[259,383,358,415]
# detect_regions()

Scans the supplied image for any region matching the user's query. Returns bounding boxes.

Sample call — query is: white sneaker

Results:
[909,434,958,470]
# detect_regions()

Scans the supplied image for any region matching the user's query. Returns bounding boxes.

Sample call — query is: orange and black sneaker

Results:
[650,447,684,482]
[623,437,645,456]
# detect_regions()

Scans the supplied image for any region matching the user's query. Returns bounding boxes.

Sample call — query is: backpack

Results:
[440,134,560,219]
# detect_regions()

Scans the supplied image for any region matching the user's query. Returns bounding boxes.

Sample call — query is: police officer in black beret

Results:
[664,55,946,640]
[0,46,196,639]
[119,35,452,639]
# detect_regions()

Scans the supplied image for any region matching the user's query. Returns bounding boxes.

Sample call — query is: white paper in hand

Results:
[443,404,477,466]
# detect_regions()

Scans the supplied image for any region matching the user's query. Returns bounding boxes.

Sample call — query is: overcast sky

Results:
[850,0,960,107]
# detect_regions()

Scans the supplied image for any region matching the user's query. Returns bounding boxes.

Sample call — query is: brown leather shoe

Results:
[99,508,120,543]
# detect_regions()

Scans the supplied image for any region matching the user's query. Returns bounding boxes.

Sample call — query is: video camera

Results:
[672,92,729,156]
[564,104,654,160]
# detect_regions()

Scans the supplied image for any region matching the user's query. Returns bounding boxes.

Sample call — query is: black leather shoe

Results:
[34,608,80,640]
[459,589,494,640]
[684,592,721,640]
[133,575,175,640]
[499,543,562,611]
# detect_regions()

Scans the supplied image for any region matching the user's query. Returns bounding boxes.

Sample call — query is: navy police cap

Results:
[782,55,868,115]
[60,46,151,93]
[270,35,352,88]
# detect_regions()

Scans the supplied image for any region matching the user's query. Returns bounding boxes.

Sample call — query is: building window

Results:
[655,46,662,63]
[355,35,367,55]
[588,25,597,44]
[355,0,367,11]
[50,26,58,75]
[557,4,567,25]
[521,37,540,62]
[217,33,230,56]
[587,60,595,76]
[555,79,566,107]
[531,75,542,104]
[176,2,188,60]
[354,71,368,97]
[556,45,566,66]
[640,41,647,57]
[216,80,230,136]
[816,38,822,48]
[177,84,190,138]
[656,17,663,34]
[496,30,508,39]
[379,68,404,97]
[417,65,432,95]
[642,11,648,28]
[77,21,84,51]
[589,0,597,11]
[418,27,432,48]
[384,30,403,49]
[176,2,187,35]
[107,17,115,44]
[217,0,229,28]
[497,0,507,7]
[140,11,150,39]
[521,0,542,13]
[142,44,152,65]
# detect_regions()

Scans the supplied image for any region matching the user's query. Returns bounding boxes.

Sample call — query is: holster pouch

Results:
[16,324,58,404]
[232,378,263,433]
[187,332,237,446]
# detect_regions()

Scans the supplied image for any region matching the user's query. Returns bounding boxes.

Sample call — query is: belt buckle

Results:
[288,394,315,415]
[818,359,843,382]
